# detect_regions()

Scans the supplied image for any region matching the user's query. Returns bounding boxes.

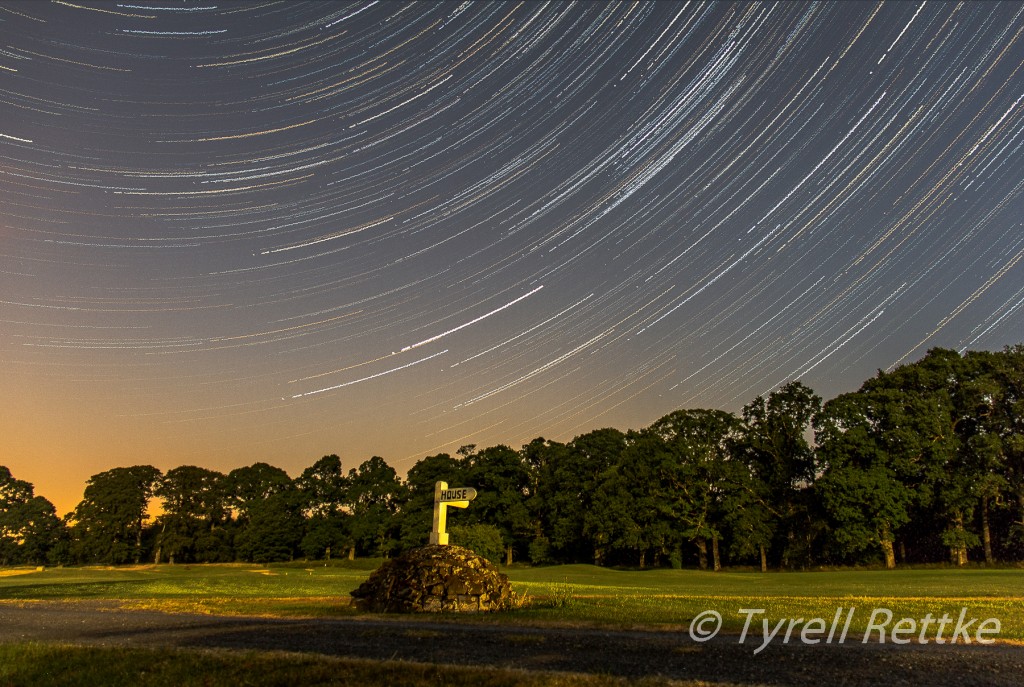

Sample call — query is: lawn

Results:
[1,561,1022,641]
[0,643,677,687]
[507,564,1024,641]
[2,563,1022,686]
[0,561,374,617]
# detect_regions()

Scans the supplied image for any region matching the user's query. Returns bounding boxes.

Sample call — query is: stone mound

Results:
[350,544,513,613]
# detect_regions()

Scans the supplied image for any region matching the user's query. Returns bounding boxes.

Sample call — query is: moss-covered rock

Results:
[350,544,512,613]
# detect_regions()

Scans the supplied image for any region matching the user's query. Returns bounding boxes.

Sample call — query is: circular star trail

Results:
[2,1,1023,512]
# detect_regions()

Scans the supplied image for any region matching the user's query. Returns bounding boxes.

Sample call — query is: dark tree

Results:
[952,350,1007,563]
[224,462,302,562]
[519,437,570,564]
[69,465,161,565]
[0,467,66,565]
[816,386,928,567]
[0,466,35,565]
[234,490,304,563]
[154,465,229,564]
[346,456,405,557]
[989,346,1024,557]
[875,349,974,565]
[296,455,350,560]
[648,408,743,570]
[592,429,675,568]
[571,428,629,565]
[225,462,293,521]
[737,381,822,569]
[465,444,533,565]
[295,455,347,518]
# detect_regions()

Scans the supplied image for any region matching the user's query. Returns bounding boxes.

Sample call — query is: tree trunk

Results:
[639,549,646,569]
[899,541,907,563]
[880,538,896,569]
[880,523,896,569]
[505,544,513,566]
[948,541,968,566]
[696,537,708,570]
[348,546,355,561]
[712,534,721,572]
[758,544,767,573]
[982,496,994,565]
[134,519,143,565]
[154,522,165,565]
[1018,485,1024,542]
[951,514,969,567]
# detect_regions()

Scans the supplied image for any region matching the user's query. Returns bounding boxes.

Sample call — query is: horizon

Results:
[2,2,1023,518]
[12,343,1019,519]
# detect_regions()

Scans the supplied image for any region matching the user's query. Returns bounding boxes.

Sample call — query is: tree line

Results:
[2,346,1022,570]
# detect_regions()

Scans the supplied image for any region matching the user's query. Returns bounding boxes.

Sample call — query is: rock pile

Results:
[350,544,513,613]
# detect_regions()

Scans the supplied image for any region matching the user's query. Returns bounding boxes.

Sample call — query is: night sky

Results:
[2,1,1023,515]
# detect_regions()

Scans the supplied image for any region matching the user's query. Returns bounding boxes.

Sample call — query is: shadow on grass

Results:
[3,603,1024,686]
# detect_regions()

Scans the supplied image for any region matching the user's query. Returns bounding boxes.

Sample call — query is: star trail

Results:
[2,1,1023,514]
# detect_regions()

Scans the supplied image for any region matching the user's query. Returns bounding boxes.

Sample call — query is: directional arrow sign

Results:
[430,481,479,545]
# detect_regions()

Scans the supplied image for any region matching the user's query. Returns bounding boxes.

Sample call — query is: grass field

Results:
[510,564,1024,640]
[1,561,1022,639]
[0,643,675,687]
[0,560,377,618]
[2,562,1022,685]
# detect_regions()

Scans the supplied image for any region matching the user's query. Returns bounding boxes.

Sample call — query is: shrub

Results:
[448,524,504,564]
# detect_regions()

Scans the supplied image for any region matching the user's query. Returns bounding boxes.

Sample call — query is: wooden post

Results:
[430,481,451,545]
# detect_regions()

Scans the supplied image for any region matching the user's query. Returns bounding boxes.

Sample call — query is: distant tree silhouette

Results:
[0,466,65,565]
[51,344,1024,570]
[296,454,350,560]
[153,465,228,564]
[69,465,160,565]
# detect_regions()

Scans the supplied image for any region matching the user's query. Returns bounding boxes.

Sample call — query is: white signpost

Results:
[430,480,478,545]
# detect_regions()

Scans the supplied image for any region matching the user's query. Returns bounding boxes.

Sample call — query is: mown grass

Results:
[0,561,371,618]
[506,565,1024,641]
[1,563,1022,685]
[1,561,1023,640]
[0,643,690,687]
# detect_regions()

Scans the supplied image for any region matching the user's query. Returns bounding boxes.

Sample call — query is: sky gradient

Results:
[2,1,1023,516]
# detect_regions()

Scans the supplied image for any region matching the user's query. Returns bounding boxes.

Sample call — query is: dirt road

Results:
[1,601,1021,686]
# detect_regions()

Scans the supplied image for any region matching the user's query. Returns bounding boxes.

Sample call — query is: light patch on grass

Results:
[120,596,356,618]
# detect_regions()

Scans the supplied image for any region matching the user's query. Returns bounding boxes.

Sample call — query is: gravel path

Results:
[1,601,1021,686]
